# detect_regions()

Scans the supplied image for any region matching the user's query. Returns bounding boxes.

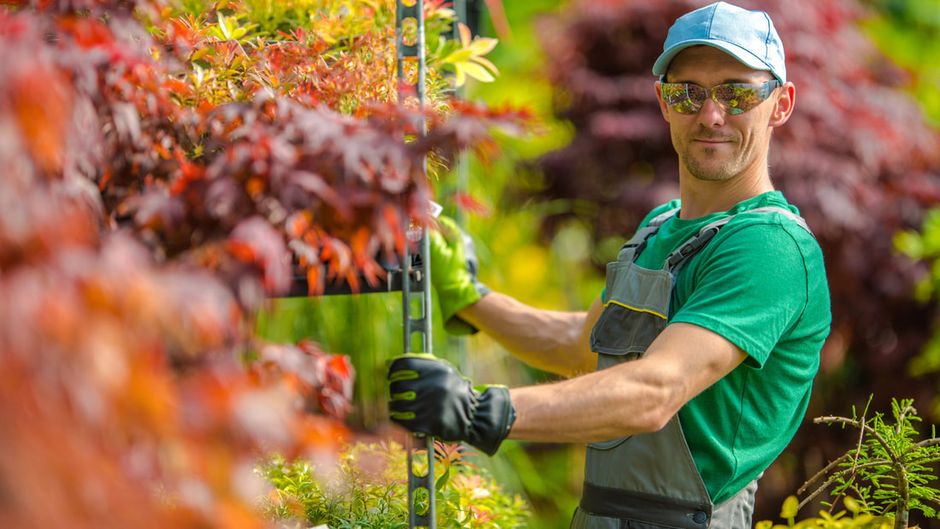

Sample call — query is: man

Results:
[387,2,832,528]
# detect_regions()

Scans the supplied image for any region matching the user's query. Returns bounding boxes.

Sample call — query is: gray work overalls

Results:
[571,206,812,529]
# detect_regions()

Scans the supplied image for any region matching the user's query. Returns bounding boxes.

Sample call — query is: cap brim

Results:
[652,40,777,81]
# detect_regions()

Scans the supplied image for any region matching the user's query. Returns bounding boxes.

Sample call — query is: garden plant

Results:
[0,0,524,527]
[262,441,528,528]
[758,398,940,528]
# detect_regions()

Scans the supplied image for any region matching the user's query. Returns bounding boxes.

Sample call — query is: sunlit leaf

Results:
[472,55,500,75]
[466,36,498,56]
[780,495,799,519]
[459,61,495,83]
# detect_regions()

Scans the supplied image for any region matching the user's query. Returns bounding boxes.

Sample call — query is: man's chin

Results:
[686,161,736,182]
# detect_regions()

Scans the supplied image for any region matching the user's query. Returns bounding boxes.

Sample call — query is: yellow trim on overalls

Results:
[604,299,667,320]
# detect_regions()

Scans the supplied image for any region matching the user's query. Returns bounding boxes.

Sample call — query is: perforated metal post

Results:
[401,231,435,529]
[396,0,435,527]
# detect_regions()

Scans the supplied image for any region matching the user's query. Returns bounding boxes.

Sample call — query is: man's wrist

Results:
[439,281,488,335]
[467,385,515,455]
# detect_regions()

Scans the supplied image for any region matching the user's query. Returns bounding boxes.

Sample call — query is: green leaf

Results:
[434,463,450,491]
[894,230,924,259]
[217,13,232,40]
[442,48,473,64]
[191,47,212,62]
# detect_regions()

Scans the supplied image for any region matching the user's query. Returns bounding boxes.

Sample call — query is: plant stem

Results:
[798,459,892,511]
[798,453,850,496]
[814,417,901,467]
[895,465,908,529]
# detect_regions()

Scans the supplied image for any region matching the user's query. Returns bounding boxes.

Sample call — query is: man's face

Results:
[656,46,786,183]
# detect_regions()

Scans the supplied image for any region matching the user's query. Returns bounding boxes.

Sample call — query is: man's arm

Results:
[458,293,602,378]
[507,322,747,443]
[429,216,600,377]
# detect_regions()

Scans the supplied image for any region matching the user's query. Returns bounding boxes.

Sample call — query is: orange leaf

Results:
[343,269,360,293]
[382,204,406,255]
[245,176,266,198]
[12,66,71,173]
[306,266,324,296]
[350,227,371,265]
[164,78,190,96]
[297,414,348,452]
[326,354,353,380]
[287,211,312,238]
[226,240,256,263]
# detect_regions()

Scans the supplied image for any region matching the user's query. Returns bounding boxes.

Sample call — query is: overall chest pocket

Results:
[590,261,672,357]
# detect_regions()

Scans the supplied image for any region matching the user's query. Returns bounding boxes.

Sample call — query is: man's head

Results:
[651,2,794,184]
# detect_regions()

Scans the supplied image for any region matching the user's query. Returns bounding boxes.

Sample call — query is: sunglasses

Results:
[660,79,781,115]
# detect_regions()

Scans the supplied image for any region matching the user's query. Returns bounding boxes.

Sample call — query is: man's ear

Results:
[654,81,671,123]
[769,82,796,127]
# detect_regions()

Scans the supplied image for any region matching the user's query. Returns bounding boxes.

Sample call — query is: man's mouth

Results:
[693,137,733,143]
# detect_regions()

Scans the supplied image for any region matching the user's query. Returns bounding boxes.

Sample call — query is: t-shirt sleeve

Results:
[669,223,811,368]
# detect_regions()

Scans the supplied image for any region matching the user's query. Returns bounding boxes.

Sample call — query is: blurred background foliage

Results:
[0,0,528,525]
[257,0,940,527]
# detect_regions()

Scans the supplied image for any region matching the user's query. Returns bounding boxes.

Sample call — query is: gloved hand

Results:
[388,353,515,456]
[430,216,490,335]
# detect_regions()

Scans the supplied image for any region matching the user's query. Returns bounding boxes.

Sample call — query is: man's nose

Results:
[696,96,726,128]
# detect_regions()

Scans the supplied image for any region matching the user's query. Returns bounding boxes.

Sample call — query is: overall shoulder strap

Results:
[665,206,814,273]
[746,206,814,237]
[665,216,732,272]
[618,207,681,262]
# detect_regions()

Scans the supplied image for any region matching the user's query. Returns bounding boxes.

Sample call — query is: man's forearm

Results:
[458,292,598,377]
[507,355,677,442]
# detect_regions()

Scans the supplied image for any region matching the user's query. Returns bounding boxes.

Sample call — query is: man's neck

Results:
[678,168,775,219]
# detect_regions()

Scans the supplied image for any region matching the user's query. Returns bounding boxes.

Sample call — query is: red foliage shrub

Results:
[0,1,523,527]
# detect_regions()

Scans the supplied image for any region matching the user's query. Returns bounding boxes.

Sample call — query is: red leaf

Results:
[455,191,491,217]
[228,218,290,295]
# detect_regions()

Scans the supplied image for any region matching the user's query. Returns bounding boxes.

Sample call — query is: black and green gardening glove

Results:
[387,354,515,456]
[430,216,490,335]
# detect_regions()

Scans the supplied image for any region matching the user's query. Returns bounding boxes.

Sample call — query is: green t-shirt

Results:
[626,191,831,504]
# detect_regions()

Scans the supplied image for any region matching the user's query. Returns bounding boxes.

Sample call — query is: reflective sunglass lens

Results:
[713,84,760,115]
[662,83,703,114]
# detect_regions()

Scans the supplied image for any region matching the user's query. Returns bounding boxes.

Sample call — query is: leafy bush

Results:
[262,442,530,528]
[760,398,940,529]
[0,0,521,527]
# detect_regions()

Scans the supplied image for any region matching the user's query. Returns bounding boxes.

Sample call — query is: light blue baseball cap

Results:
[652,1,786,83]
